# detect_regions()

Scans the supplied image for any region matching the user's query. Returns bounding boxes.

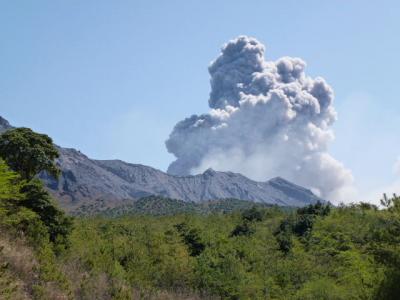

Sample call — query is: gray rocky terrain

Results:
[1,116,324,211]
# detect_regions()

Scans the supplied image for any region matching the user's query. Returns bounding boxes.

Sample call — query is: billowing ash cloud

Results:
[166,36,354,201]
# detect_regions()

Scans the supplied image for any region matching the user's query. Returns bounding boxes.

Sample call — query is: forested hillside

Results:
[1,128,400,299]
[72,196,276,217]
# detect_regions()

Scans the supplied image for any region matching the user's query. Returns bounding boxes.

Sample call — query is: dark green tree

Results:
[20,179,73,251]
[0,128,72,251]
[230,222,255,237]
[274,217,294,253]
[274,202,331,253]
[241,206,264,222]
[174,222,205,256]
[0,127,60,181]
[296,201,331,217]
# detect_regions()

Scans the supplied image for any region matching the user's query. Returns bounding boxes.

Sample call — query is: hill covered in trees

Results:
[72,196,278,217]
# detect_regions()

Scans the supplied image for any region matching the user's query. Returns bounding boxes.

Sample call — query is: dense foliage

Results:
[1,128,400,299]
[0,127,60,180]
[2,175,400,299]
[0,159,74,299]
[0,128,72,252]
[73,196,275,217]
[60,200,399,299]
[0,128,73,298]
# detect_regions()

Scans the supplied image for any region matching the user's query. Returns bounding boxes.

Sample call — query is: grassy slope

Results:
[0,228,70,300]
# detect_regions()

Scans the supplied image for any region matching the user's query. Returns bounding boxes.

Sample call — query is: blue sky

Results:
[1,1,400,199]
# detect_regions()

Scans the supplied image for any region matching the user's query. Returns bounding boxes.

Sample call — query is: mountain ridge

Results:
[0,116,325,212]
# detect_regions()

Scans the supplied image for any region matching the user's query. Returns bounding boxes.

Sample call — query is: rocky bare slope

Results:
[0,116,12,133]
[42,147,324,211]
[1,116,324,211]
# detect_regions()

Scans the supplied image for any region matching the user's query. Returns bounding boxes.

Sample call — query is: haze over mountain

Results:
[0,116,324,211]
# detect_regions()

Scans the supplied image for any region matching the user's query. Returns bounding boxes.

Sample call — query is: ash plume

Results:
[166,36,354,202]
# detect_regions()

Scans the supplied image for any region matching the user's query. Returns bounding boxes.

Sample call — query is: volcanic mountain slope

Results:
[0,116,324,211]
[42,147,324,211]
[0,116,13,133]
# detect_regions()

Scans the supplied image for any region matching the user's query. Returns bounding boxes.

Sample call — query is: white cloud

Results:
[165,36,354,203]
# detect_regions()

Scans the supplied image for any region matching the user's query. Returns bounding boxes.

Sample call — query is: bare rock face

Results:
[0,116,324,211]
[0,116,12,133]
[42,148,324,211]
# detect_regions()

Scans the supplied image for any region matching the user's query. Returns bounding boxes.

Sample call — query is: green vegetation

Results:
[1,128,400,299]
[63,199,399,299]
[73,196,275,217]
[3,194,400,299]
[0,128,73,299]
[0,127,60,180]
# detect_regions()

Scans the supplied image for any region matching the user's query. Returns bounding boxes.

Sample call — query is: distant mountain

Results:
[0,116,325,212]
[41,147,324,211]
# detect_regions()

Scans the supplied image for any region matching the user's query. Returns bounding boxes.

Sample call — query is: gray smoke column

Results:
[166,36,354,201]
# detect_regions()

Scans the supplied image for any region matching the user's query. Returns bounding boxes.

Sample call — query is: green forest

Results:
[1,128,399,299]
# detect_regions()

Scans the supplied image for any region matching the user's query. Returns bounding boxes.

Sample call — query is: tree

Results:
[0,159,49,243]
[230,222,255,237]
[241,206,264,222]
[274,202,331,253]
[20,179,73,250]
[0,128,72,251]
[0,159,23,223]
[0,127,60,181]
[274,217,294,253]
[297,201,331,217]
[0,159,21,202]
[174,222,205,256]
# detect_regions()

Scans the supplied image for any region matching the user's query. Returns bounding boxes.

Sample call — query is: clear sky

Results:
[1,1,400,200]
